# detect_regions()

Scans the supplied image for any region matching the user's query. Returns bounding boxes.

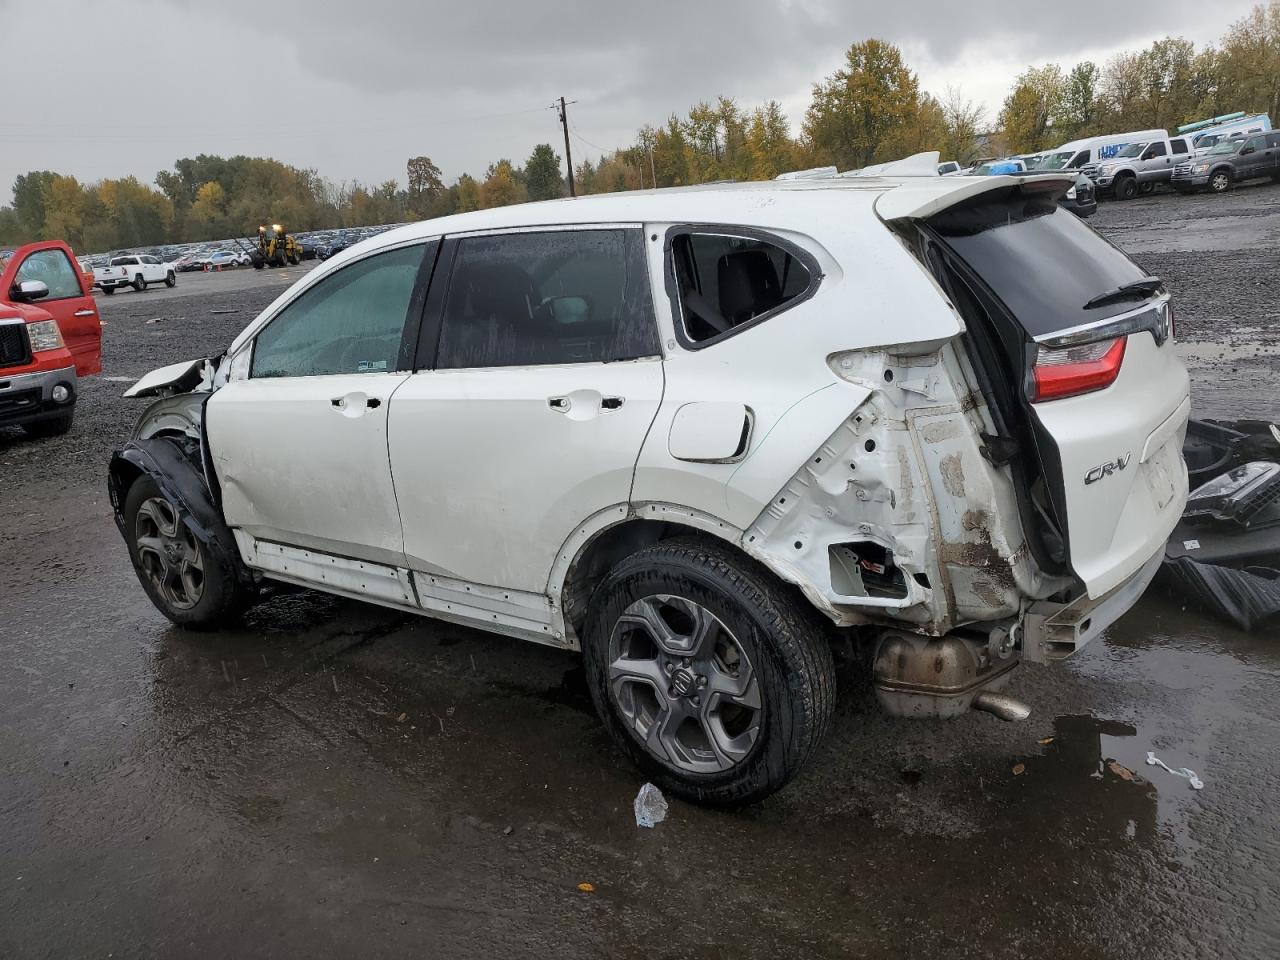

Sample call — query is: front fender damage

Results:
[108,433,255,590]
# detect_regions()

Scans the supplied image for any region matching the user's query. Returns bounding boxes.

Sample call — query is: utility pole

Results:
[557,96,577,197]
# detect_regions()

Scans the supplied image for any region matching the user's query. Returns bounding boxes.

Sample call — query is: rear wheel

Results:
[1210,169,1232,193]
[103,285,115,295]
[124,476,247,629]
[1114,175,1138,200]
[582,539,836,807]
[1138,181,1155,195]
[22,411,73,438]
[133,273,147,291]
[165,270,176,288]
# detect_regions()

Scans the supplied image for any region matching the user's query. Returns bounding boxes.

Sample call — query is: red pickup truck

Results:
[0,240,101,437]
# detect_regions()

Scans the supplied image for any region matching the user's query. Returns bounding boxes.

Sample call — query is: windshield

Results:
[930,193,1150,335]
[1113,142,1148,159]
[1208,140,1239,155]
[1036,151,1074,171]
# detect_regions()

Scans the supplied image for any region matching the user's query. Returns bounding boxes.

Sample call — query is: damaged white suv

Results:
[111,174,1190,805]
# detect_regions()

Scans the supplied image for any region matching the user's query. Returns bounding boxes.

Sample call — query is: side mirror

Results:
[545,295,591,325]
[12,279,49,302]
[1241,146,1256,155]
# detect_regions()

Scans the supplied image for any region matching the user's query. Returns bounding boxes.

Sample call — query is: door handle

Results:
[73,309,95,317]
[330,395,382,411]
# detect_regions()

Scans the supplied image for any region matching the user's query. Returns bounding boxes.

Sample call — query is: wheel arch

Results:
[551,503,753,643]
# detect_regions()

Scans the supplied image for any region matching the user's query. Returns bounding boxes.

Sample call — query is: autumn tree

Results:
[743,101,799,179]
[524,144,565,201]
[479,159,527,208]
[938,87,985,164]
[803,39,927,169]
[406,156,445,218]
[1217,1,1280,122]
[998,64,1065,153]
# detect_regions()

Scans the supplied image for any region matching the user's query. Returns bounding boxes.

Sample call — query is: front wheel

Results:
[1211,169,1233,193]
[124,475,247,629]
[583,539,836,807]
[133,274,147,291]
[1114,176,1138,200]
[103,285,115,296]
[165,270,176,288]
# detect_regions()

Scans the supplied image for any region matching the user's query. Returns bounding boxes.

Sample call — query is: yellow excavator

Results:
[249,224,302,269]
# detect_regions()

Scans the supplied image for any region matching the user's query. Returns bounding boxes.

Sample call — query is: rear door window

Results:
[668,229,818,346]
[929,191,1151,336]
[1170,139,1188,155]
[435,228,658,369]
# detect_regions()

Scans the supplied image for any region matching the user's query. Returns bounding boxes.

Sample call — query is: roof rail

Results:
[774,166,839,181]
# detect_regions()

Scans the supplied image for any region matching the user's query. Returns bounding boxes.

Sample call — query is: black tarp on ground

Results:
[1162,556,1280,631]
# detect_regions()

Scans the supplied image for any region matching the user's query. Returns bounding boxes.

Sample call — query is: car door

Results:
[388,226,665,593]
[205,240,434,567]
[1240,135,1269,179]
[1139,141,1167,180]
[4,242,101,375]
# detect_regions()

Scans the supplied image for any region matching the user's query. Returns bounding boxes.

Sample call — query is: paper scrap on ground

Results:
[1146,751,1204,789]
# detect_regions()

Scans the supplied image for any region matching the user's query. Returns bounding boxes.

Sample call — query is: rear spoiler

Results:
[874,173,1076,222]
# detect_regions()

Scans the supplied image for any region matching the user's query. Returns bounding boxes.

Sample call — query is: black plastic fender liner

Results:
[108,436,256,589]
[1161,557,1280,632]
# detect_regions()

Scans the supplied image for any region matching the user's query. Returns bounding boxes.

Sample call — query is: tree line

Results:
[2,1,1276,253]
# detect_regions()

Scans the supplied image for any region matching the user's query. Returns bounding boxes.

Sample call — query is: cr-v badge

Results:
[1085,453,1132,485]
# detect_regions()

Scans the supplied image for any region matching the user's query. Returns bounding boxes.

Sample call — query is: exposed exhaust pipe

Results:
[971,691,1032,722]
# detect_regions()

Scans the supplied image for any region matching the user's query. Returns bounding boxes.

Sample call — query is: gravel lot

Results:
[2,186,1279,959]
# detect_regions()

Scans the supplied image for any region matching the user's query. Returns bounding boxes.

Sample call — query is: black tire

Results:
[103,285,115,295]
[22,411,73,438]
[582,538,836,807]
[253,260,265,270]
[1114,175,1138,200]
[165,270,176,288]
[1138,181,1155,195]
[123,475,247,630]
[1210,169,1233,193]
[133,273,147,292]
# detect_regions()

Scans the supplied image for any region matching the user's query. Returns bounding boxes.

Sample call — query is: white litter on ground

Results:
[1146,751,1205,790]
[633,783,669,828]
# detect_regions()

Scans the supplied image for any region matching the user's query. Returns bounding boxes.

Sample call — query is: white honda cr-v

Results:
[111,172,1190,805]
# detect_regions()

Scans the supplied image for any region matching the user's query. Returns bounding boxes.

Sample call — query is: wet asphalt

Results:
[3,186,1279,959]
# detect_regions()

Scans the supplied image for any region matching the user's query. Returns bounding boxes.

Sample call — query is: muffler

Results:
[871,630,1028,721]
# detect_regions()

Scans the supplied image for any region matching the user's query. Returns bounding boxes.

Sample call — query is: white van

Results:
[1032,129,1170,172]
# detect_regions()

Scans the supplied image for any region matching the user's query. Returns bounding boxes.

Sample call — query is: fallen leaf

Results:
[396,712,408,723]
[1038,737,1054,745]
[1012,763,1026,776]
[1107,761,1136,782]
[577,882,595,893]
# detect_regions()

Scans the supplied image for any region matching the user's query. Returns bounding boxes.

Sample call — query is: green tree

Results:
[1056,62,1101,140]
[524,144,565,201]
[406,156,444,217]
[12,171,57,236]
[938,87,985,164]
[1217,1,1280,122]
[998,64,1065,153]
[455,174,481,213]
[803,39,927,169]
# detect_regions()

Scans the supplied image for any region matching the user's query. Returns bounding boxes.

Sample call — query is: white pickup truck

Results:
[93,254,176,294]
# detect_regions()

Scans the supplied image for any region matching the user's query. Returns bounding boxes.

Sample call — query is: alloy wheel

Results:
[1211,172,1230,192]
[607,594,762,774]
[134,496,205,610]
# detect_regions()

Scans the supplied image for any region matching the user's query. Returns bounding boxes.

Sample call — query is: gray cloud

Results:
[0,0,1249,199]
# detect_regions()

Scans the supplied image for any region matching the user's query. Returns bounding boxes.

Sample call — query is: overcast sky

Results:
[0,0,1255,197]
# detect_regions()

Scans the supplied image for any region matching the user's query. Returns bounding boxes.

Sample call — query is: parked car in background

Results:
[174,253,205,273]
[1059,172,1097,217]
[1087,136,1192,199]
[110,176,1189,805]
[969,158,1026,175]
[201,251,248,270]
[1033,129,1169,174]
[1183,112,1272,153]
[1172,132,1280,193]
[0,240,101,435]
[937,160,962,176]
[96,254,176,293]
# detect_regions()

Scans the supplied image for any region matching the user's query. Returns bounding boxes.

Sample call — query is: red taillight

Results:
[1031,336,1126,402]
